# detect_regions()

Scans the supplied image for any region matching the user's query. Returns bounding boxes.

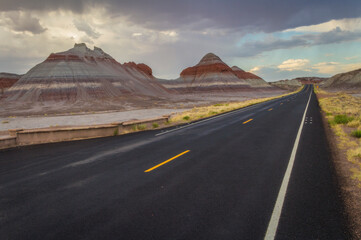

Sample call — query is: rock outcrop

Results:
[323,68,361,89]
[4,43,169,102]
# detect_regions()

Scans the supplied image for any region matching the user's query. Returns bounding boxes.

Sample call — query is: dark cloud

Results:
[0,0,361,32]
[237,27,361,57]
[306,27,361,45]
[1,11,47,34]
[239,38,308,57]
[73,19,100,39]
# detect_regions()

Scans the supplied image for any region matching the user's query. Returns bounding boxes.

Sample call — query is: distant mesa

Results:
[159,53,269,92]
[270,77,327,91]
[4,43,169,102]
[323,68,361,89]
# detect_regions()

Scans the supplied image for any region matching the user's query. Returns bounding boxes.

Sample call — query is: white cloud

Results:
[312,62,361,74]
[284,17,361,33]
[250,66,261,73]
[278,59,310,71]
[344,56,359,60]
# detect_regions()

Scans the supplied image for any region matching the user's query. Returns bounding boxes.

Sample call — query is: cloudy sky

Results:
[1,0,361,81]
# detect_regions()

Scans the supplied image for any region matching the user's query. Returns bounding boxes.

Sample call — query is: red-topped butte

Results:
[174,53,250,92]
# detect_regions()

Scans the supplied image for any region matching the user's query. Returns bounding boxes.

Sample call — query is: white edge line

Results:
[264,86,312,240]
[155,91,302,137]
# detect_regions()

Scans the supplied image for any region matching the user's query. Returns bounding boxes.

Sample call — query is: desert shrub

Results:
[152,123,159,128]
[334,114,354,124]
[351,130,361,138]
[183,116,190,121]
[137,124,146,130]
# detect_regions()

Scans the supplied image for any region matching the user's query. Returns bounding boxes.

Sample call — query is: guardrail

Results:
[0,116,170,150]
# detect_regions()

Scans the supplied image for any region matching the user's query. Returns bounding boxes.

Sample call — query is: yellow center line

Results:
[268,108,273,111]
[243,118,253,124]
[144,150,190,172]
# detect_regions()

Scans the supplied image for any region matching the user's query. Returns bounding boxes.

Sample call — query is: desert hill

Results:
[4,43,169,102]
[323,68,361,89]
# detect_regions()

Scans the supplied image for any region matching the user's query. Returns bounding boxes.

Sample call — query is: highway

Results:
[0,85,351,239]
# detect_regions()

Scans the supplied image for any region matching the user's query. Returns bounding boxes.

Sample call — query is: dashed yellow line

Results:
[144,150,190,172]
[243,118,253,124]
[268,108,273,111]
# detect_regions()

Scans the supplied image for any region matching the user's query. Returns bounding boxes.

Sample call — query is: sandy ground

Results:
[0,108,187,133]
[0,88,286,135]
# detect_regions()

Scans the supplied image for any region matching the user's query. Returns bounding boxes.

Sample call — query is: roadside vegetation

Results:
[171,87,303,123]
[316,88,361,186]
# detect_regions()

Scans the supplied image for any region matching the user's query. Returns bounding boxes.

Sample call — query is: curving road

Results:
[0,85,350,239]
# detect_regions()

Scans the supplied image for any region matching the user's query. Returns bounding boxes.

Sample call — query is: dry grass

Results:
[171,87,303,123]
[317,89,361,186]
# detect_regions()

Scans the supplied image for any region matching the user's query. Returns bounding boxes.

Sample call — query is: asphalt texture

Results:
[0,85,351,240]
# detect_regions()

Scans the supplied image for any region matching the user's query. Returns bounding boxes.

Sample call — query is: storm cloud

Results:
[1,0,361,32]
[0,11,47,34]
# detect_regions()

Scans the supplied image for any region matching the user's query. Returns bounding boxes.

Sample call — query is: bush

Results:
[152,123,159,128]
[137,124,146,130]
[351,130,361,138]
[113,128,119,136]
[183,116,190,121]
[334,114,354,124]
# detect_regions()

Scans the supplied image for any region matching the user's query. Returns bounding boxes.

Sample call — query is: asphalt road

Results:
[0,85,350,240]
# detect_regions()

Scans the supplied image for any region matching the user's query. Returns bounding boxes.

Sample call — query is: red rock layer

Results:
[0,78,18,89]
[0,73,21,94]
[180,63,233,78]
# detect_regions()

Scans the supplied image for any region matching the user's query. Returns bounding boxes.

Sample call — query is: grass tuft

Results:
[113,128,119,136]
[152,123,159,129]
